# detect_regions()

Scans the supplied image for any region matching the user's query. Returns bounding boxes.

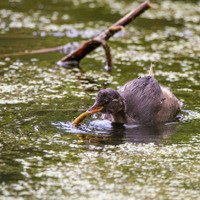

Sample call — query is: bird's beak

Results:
[87,105,103,114]
[71,105,103,126]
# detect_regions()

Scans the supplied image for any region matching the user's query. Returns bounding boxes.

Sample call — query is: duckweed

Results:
[0,0,200,199]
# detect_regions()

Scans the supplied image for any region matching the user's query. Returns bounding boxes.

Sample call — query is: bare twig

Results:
[0,44,78,58]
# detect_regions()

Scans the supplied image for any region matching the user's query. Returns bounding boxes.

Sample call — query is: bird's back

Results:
[118,76,163,124]
[118,76,180,124]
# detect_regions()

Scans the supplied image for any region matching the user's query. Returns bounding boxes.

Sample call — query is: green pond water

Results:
[0,0,200,199]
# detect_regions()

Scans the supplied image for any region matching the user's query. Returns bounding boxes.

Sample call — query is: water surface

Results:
[0,0,200,199]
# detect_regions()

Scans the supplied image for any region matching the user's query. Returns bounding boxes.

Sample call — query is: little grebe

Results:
[72,68,181,125]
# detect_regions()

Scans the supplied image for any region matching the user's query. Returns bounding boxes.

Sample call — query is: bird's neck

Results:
[111,109,126,124]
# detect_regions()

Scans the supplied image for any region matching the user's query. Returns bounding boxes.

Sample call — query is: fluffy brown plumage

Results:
[89,75,181,125]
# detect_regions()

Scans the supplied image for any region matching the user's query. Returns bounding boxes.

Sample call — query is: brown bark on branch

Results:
[59,0,152,72]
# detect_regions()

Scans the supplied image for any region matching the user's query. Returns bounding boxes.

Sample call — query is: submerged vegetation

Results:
[0,0,200,199]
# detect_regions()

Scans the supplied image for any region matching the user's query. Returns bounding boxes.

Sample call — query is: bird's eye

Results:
[112,99,118,102]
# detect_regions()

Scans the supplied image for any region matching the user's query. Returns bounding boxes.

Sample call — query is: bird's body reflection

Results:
[76,120,177,145]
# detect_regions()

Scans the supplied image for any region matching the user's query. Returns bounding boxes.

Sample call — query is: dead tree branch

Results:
[59,0,152,72]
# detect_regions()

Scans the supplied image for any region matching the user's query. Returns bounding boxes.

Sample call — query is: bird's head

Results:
[88,88,125,114]
[72,88,125,125]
